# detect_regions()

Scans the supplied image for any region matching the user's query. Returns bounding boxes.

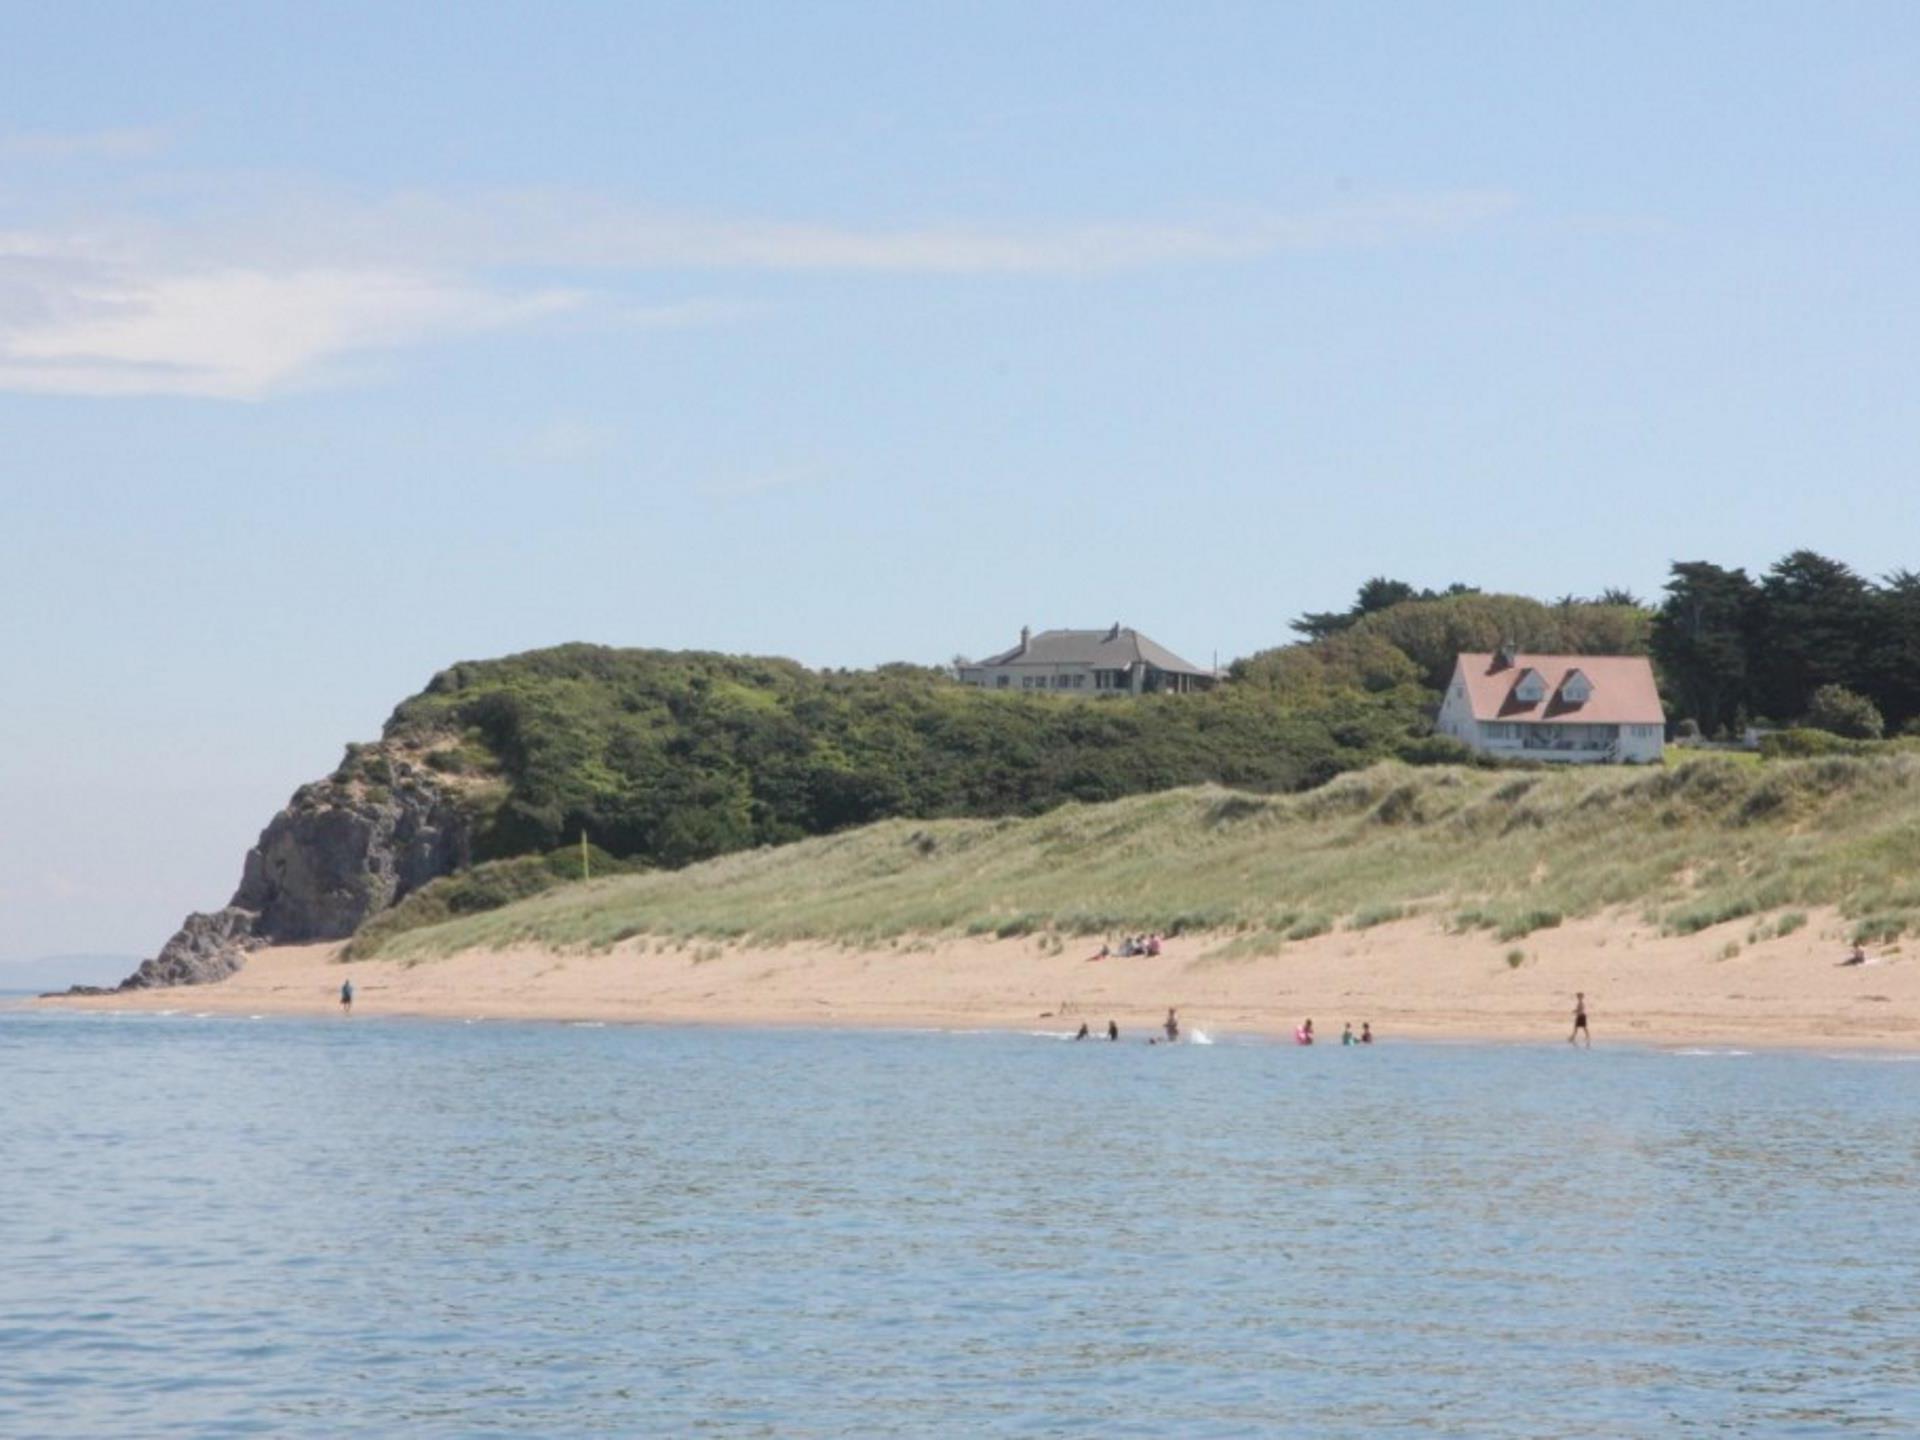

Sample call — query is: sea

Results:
[3,1003,1917,1437]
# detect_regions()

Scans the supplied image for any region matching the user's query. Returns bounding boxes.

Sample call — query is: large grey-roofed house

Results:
[957,625,1216,694]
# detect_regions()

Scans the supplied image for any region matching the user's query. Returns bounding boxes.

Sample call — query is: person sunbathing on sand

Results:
[1841,943,1868,967]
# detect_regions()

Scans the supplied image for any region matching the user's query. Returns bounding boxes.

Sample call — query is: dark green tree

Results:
[1748,551,1876,723]
[1649,562,1757,734]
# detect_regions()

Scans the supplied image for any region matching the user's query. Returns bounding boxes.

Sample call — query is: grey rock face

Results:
[233,775,472,942]
[113,758,475,989]
[117,906,263,989]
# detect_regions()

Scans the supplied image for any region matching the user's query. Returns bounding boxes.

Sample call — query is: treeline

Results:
[1651,552,1920,738]
[381,644,1434,867]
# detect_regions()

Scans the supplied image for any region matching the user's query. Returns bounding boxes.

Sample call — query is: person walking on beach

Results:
[340,978,354,1014]
[1107,1019,1119,1042]
[1569,992,1589,1047]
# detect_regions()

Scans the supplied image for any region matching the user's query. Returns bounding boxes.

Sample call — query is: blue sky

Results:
[6,2,1920,963]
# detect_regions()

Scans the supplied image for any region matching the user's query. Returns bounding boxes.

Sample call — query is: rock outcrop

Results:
[98,750,477,991]
[118,906,263,989]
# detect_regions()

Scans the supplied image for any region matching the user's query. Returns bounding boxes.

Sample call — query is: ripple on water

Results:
[2,1016,1918,1436]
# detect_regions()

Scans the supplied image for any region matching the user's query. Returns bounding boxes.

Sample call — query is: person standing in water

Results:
[1164,1008,1180,1043]
[1569,992,1590,1047]
[1107,1020,1119,1042]
[1341,1022,1355,1046]
[1360,1022,1373,1045]
[1074,1021,1090,1040]
[340,978,354,1014]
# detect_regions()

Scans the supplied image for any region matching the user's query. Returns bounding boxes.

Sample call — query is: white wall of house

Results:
[1436,662,1664,764]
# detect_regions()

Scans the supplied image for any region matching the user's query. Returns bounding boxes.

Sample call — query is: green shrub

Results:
[1805,684,1885,741]
[1496,909,1562,941]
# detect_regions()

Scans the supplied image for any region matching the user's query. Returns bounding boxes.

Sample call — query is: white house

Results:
[957,624,1216,694]
[1436,649,1665,763]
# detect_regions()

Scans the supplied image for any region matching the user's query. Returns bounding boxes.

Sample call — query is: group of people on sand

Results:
[1088,934,1164,961]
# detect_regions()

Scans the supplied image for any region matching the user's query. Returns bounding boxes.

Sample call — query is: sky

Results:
[5,1,1920,964]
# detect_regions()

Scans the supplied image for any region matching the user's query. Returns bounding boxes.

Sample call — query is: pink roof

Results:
[1455,653,1665,726]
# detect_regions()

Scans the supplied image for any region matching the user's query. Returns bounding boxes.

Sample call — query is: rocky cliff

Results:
[104,749,479,990]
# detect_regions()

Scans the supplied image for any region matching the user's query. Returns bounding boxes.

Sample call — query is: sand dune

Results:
[42,909,1920,1049]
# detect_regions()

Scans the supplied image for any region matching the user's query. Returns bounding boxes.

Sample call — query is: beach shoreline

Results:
[35,910,1920,1051]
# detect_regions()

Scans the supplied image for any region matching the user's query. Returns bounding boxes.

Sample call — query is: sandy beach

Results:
[39,909,1920,1049]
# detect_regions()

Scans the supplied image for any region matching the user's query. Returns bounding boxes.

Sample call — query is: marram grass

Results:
[362,754,1920,961]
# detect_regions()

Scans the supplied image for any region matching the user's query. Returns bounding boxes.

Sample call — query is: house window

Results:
[1483,723,1516,741]
[996,675,1010,689]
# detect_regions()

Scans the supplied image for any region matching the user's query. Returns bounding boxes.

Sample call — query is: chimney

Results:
[1106,621,1121,641]
[1492,641,1517,671]
[1020,625,1031,651]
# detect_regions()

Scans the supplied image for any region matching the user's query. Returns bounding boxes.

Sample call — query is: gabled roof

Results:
[976,626,1211,676]
[1454,653,1664,726]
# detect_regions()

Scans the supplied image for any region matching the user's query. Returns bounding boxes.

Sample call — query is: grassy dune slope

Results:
[363,754,1920,961]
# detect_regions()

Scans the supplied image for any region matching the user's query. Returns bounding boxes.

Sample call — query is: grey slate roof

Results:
[974,626,1211,676]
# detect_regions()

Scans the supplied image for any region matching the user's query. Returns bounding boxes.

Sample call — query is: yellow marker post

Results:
[581,828,590,882]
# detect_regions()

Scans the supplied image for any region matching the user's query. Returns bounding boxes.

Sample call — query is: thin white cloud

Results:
[0,127,168,160]
[223,186,1518,275]
[0,256,580,398]
[0,185,1518,397]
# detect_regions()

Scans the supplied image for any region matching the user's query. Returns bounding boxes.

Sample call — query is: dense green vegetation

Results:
[325,553,1920,952]
[355,752,1920,960]
[379,644,1443,867]
[1651,551,1920,736]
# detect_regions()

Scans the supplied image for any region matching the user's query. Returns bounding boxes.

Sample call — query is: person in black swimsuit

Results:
[1569,992,1589,1047]
[1107,1020,1119,1042]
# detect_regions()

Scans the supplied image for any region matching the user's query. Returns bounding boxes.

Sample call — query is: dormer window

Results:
[1559,668,1592,706]
[1512,667,1547,704]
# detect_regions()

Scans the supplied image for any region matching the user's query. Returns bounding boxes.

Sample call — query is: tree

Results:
[1596,587,1644,608]
[1865,570,1920,730]
[1747,551,1876,723]
[1649,562,1757,736]
[1805,683,1884,740]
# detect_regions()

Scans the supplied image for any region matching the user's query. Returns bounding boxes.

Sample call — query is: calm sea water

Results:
[3,1006,1917,1437]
